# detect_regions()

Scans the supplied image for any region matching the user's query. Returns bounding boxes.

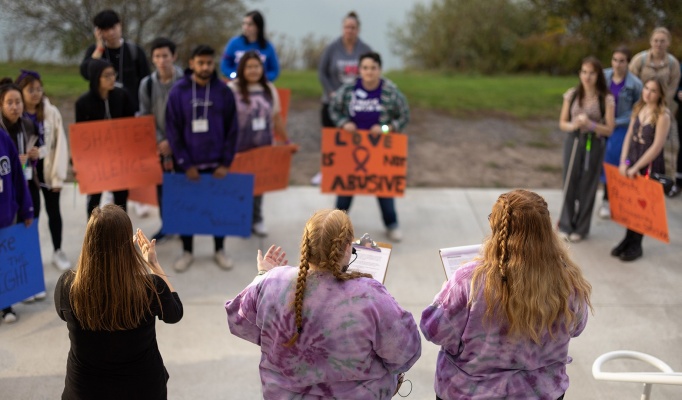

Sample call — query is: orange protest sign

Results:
[70,116,162,194]
[230,145,295,195]
[129,185,158,206]
[276,88,291,125]
[604,163,669,243]
[320,128,408,197]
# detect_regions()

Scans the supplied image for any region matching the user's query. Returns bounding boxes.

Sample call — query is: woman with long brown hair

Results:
[421,190,592,400]
[55,205,182,399]
[612,77,671,261]
[558,56,615,242]
[226,209,421,399]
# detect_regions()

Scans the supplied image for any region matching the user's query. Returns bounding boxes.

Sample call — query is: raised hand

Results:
[257,245,288,273]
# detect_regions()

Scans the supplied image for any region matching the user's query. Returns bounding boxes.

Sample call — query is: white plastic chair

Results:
[592,350,682,399]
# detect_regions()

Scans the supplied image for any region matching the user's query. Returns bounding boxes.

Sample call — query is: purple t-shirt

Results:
[349,78,383,130]
[609,79,626,112]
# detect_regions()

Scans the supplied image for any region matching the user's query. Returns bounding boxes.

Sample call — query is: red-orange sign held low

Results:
[230,145,295,195]
[276,88,291,125]
[604,163,669,243]
[320,128,408,197]
[70,116,162,194]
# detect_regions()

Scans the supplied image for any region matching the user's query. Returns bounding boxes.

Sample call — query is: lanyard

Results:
[192,80,210,121]
[104,99,111,119]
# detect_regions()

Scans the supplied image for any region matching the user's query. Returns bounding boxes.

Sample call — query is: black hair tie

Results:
[297,327,303,334]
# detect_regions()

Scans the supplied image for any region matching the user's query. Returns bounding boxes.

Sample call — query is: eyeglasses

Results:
[26,87,43,94]
[101,72,117,79]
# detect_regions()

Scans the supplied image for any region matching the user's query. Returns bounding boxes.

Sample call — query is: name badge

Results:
[192,119,209,133]
[23,167,33,181]
[252,117,266,131]
[0,179,3,193]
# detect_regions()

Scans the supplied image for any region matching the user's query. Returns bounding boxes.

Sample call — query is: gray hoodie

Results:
[318,37,372,103]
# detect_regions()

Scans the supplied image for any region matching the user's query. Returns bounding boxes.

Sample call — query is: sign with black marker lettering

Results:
[320,128,408,197]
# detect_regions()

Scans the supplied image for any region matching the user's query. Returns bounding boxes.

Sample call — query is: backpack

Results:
[637,50,676,77]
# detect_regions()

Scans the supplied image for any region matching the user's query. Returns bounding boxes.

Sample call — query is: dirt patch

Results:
[285,99,564,189]
[55,98,565,189]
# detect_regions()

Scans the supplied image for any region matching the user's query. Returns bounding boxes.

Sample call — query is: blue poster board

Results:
[162,173,254,237]
[0,222,45,309]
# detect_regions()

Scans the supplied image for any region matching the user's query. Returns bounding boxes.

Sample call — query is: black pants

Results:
[321,103,335,128]
[87,190,128,218]
[40,186,63,251]
[676,101,682,184]
[253,195,263,224]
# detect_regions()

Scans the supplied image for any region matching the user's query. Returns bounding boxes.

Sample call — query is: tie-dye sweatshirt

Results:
[420,261,588,400]
[225,265,421,399]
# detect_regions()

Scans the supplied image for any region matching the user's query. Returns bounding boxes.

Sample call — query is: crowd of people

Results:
[0,7,679,399]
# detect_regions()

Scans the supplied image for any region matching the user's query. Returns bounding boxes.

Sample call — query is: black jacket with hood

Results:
[75,59,135,123]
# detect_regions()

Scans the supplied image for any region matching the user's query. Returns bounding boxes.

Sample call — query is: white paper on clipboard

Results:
[439,244,481,281]
[348,243,392,284]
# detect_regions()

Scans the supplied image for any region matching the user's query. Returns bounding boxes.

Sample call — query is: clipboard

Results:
[348,235,393,284]
[439,244,481,281]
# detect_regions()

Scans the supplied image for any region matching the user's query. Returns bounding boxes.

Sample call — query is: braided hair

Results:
[284,209,371,347]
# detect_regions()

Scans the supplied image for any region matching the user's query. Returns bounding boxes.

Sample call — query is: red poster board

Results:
[70,116,162,194]
[129,185,158,206]
[604,163,669,243]
[320,128,408,197]
[230,145,295,195]
[276,87,291,125]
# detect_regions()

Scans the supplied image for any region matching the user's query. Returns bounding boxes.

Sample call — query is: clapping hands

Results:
[257,245,288,273]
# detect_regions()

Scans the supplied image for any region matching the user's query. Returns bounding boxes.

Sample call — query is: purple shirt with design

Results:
[349,78,383,130]
[420,261,589,400]
[225,265,421,399]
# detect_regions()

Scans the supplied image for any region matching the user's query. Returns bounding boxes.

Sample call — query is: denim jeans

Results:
[336,196,398,229]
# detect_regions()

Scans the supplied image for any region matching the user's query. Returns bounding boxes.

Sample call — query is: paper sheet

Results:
[439,244,482,280]
[348,244,392,284]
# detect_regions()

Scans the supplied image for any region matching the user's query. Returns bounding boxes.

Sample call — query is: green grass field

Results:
[1,62,575,118]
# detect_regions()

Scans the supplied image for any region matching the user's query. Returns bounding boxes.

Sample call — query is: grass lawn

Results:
[0,62,575,118]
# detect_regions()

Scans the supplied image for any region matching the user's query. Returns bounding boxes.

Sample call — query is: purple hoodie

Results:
[0,129,33,227]
[165,69,238,171]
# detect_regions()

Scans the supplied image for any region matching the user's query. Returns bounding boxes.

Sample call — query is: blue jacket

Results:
[0,129,33,227]
[165,70,238,171]
[220,35,280,82]
[603,69,643,128]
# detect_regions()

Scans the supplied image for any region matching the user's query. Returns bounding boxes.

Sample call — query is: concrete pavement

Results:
[1,185,681,399]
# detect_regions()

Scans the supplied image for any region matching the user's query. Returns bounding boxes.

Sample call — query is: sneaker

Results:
[101,191,114,206]
[52,250,72,271]
[668,184,681,198]
[568,233,583,243]
[387,228,403,242]
[214,250,234,270]
[134,202,152,218]
[34,291,47,301]
[23,296,35,304]
[598,201,611,219]
[310,172,322,186]
[252,221,268,237]
[557,231,570,242]
[2,309,17,324]
[173,252,194,273]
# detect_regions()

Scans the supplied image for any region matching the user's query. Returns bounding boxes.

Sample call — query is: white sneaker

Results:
[569,233,583,243]
[134,202,152,218]
[387,228,403,242]
[52,250,72,271]
[598,201,611,219]
[173,252,194,273]
[22,291,47,304]
[252,221,268,237]
[2,309,17,324]
[310,172,322,186]
[557,231,570,242]
[214,250,234,270]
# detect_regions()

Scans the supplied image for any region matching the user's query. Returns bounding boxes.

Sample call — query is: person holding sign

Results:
[220,10,280,82]
[228,50,290,237]
[612,78,671,262]
[558,56,615,242]
[55,205,182,399]
[421,190,592,400]
[75,59,135,217]
[166,45,239,272]
[329,52,410,242]
[0,127,34,323]
[16,70,72,272]
[226,209,420,398]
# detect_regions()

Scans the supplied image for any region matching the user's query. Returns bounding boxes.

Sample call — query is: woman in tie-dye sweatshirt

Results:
[225,209,421,399]
[421,190,592,400]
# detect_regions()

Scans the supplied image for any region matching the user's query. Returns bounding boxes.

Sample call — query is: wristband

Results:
[257,270,267,276]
